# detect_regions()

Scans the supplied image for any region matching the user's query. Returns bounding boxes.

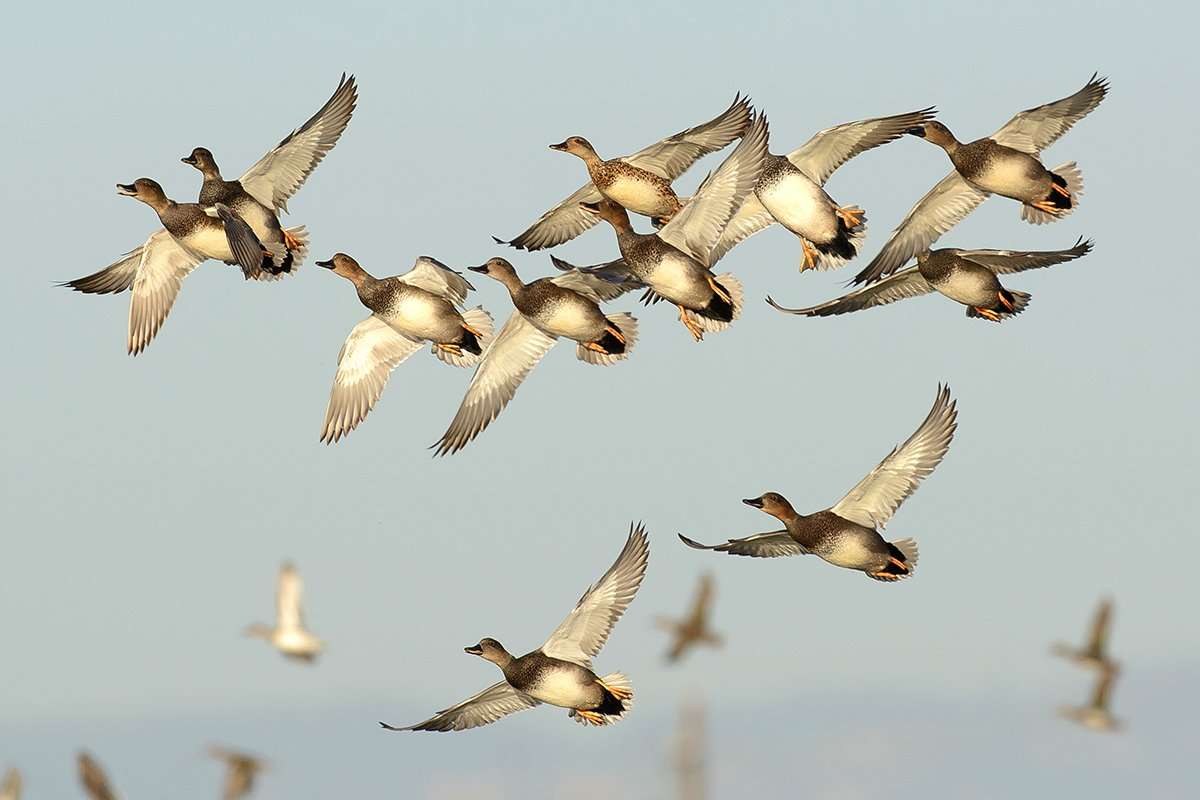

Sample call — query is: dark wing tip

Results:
[677,533,710,550]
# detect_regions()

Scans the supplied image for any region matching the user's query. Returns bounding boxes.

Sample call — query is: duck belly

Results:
[602,174,674,217]
[526,669,597,709]
[645,252,711,308]
[817,530,887,570]
[933,264,1000,307]
[757,173,838,243]
[181,225,236,262]
[535,301,607,342]
[967,154,1048,201]
[384,293,462,342]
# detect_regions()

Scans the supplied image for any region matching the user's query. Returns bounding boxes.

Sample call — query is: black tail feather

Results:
[594,688,627,717]
[459,327,482,355]
[701,282,735,322]
[813,222,858,261]
[1048,173,1073,209]
[596,327,626,355]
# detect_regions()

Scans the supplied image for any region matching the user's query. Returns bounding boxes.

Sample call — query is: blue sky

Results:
[2,1,1197,797]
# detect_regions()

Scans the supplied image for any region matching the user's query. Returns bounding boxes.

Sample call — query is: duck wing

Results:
[787,107,937,186]
[238,74,358,213]
[62,241,149,295]
[212,203,267,279]
[767,267,934,317]
[706,192,778,265]
[320,317,425,444]
[397,256,474,305]
[494,183,603,251]
[950,237,1093,275]
[548,268,639,303]
[991,74,1108,155]
[622,93,753,181]
[380,681,540,732]
[276,562,306,633]
[77,753,117,800]
[432,313,558,456]
[541,523,650,668]
[830,384,958,530]
[1086,598,1114,660]
[658,112,770,265]
[678,530,806,558]
[125,229,207,356]
[851,172,989,285]
[685,573,715,628]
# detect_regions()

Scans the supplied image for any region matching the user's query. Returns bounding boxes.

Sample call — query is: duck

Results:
[317,253,495,444]
[1052,597,1117,671]
[710,107,936,271]
[680,385,957,581]
[1059,663,1122,732]
[432,257,639,456]
[0,768,20,800]
[244,562,323,663]
[63,179,292,355]
[77,752,118,800]
[209,746,266,800]
[497,95,752,250]
[768,238,1092,322]
[180,73,357,278]
[655,573,723,663]
[381,524,649,731]
[571,112,769,341]
[854,74,1108,285]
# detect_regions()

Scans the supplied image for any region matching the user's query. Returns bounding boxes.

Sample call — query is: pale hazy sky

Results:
[2,1,1197,797]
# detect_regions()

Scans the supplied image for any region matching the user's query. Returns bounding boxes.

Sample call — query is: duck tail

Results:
[965,289,1031,322]
[687,273,744,336]
[868,538,918,582]
[570,672,634,726]
[810,207,867,270]
[576,312,639,366]
[1022,162,1083,225]
[255,226,308,281]
[434,307,494,368]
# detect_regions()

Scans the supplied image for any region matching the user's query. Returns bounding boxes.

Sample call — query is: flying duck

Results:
[317,253,494,444]
[209,746,266,800]
[680,385,957,581]
[768,238,1093,322]
[1059,662,1122,732]
[244,562,324,663]
[655,573,723,663]
[433,257,639,455]
[710,107,936,270]
[382,525,648,731]
[854,74,1108,285]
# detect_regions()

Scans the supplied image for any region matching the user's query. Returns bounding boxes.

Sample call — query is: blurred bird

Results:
[209,746,266,800]
[1059,662,1122,732]
[1053,597,1117,671]
[0,768,21,800]
[681,385,957,582]
[854,74,1108,285]
[656,574,723,663]
[245,562,324,663]
[382,524,649,731]
[77,752,118,800]
[497,95,752,249]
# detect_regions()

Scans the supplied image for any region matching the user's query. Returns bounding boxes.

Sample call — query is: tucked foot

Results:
[574,709,605,726]
[996,290,1015,312]
[706,274,732,305]
[973,306,1002,322]
[800,238,819,271]
[1030,200,1063,216]
[604,323,626,344]
[283,228,303,251]
[678,305,704,341]
[868,570,902,582]
[583,340,612,355]
[596,678,633,701]
[836,205,865,230]
[1050,182,1072,199]
[437,342,463,356]
[462,322,485,337]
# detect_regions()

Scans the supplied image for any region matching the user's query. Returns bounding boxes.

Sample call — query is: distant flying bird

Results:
[316,253,494,444]
[497,95,752,249]
[680,385,957,582]
[244,562,324,662]
[209,746,266,800]
[769,239,1093,322]
[382,524,649,731]
[432,257,639,456]
[656,573,722,663]
[77,752,118,800]
[1059,662,1122,732]
[854,74,1108,286]
[710,107,936,271]
[1053,597,1117,671]
[180,74,357,276]
[0,767,21,800]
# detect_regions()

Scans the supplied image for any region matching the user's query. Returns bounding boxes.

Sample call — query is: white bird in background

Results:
[244,562,324,663]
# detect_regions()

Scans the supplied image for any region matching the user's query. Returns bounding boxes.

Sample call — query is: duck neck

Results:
[345,263,376,292]
[492,270,527,300]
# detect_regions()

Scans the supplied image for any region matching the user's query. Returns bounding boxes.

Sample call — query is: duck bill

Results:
[742,497,764,509]
[548,140,570,152]
[467,265,489,274]
[464,644,483,655]
[316,259,335,269]
[116,183,138,196]
[180,155,197,166]
[905,125,927,137]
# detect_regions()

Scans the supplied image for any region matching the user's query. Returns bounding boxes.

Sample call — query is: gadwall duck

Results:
[180,74,357,277]
[656,573,722,663]
[1053,597,1117,671]
[569,113,769,341]
[317,253,494,444]
[0,768,20,800]
[244,562,323,663]
[710,107,936,271]
[432,257,639,455]
[1059,662,1122,732]
[63,178,294,355]
[77,752,118,800]
[498,95,752,250]
[854,74,1108,285]
[768,238,1092,322]
[381,524,649,731]
[209,746,266,800]
[680,385,957,581]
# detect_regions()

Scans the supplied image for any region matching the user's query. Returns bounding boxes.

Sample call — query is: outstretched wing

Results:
[541,523,650,667]
[851,172,989,285]
[678,530,805,558]
[126,230,207,356]
[238,74,358,212]
[77,753,117,800]
[494,183,603,251]
[952,238,1094,275]
[706,192,778,265]
[767,268,934,317]
[685,573,716,627]
[276,562,305,632]
[397,256,474,305]
[991,74,1108,155]
[549,268,639,303]
[381,681,540,732]
[623,93,753,180]
[787,107,937,186]
[1086,598,1113,658]
[830,384,958,529]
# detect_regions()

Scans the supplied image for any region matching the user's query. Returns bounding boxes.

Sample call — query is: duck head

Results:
[907,120,958,149]
[181,147,221,176]
[117,178,170,210]
[581,199,633,232]
[743,491,797,521]
[465,637,513,666]
[316,252,371,283]
[549,136,600,163]
[469,257,523,291]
